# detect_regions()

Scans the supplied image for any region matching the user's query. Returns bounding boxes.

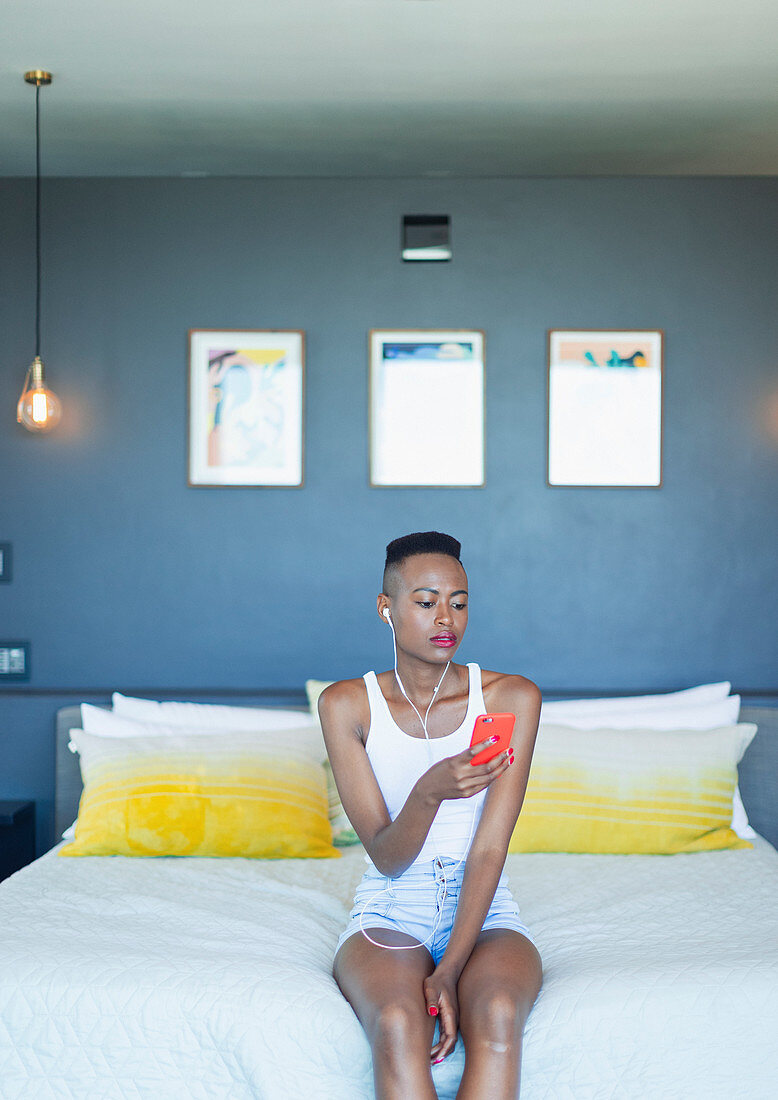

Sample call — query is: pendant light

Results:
[17,70,62,433]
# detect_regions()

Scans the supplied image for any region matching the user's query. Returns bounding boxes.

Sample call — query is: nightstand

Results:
[0,801,36,882]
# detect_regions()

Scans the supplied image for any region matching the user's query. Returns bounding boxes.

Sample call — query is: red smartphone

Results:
[469,713,515,766]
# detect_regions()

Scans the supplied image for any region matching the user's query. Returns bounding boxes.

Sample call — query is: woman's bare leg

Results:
[456,929,542,1099]
[334,928,439,1100]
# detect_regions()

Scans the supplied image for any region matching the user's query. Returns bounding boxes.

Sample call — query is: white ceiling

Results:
[3,0,778,177]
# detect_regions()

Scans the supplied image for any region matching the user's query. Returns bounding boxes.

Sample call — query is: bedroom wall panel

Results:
[0,175,776,852]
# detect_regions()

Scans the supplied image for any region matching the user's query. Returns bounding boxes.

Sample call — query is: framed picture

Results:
[547,329,663,487]
[188,330,304,487]
[369,330,485,487]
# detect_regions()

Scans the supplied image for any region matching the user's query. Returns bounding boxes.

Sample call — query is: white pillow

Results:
[110,694,311,731]
[540,696,740,731]
[541,681,731,718]
[728,788,755,840]
[80,705,327,762]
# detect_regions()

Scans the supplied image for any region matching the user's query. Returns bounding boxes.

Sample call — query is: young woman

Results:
[318,531,543,1099]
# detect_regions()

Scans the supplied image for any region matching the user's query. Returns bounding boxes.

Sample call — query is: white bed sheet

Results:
[1,840,777,1099]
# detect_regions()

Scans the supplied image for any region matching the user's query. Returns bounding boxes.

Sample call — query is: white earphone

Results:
[382,607,391,622]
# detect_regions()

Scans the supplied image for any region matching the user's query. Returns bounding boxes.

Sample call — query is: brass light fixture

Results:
[17,70,62,433]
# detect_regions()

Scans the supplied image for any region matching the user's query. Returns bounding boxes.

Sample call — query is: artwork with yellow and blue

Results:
[207,347,288,470]
[188,329,304,487]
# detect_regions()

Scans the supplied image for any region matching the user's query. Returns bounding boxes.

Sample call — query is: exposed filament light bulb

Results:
[17,356,62,432]
[19,70,63,434]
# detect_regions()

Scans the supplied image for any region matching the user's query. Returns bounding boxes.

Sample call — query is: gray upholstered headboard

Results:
[55,706,85,837]
[55,700,778,850]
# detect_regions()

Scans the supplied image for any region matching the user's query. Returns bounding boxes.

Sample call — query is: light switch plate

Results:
[0,642,30,680]
[0,543,11,583]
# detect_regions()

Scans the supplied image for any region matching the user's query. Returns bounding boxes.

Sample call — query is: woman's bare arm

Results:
[441,675,540,970]
[423,676,541,1059]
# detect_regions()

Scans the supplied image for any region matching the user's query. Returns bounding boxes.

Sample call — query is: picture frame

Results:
[547,329,663,488]
[188,329,304,488]
[369,329,485,487]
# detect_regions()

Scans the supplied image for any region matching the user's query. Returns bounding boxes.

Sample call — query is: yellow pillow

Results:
[61,728,338,859]
[509,722,757,855]
[305,678,361,846]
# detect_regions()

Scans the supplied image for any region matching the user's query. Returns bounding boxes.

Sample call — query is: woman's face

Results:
[383,553,468,663]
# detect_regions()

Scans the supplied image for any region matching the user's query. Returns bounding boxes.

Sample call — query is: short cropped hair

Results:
[383,531,462,595]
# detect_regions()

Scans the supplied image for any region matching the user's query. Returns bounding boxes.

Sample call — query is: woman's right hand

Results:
[417,740,513,806]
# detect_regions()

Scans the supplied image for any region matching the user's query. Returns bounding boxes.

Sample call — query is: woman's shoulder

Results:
[479,667,542,711]
[317,676,369,722]
[317,677,374,746]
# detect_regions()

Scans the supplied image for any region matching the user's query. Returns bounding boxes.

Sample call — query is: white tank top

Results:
[363,662,487,870]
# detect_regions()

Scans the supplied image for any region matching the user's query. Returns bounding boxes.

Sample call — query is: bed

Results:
[1,697,777,1099]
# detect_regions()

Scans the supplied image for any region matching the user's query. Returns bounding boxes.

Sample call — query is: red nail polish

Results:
[434,1057,444,1064]
[428,1005,438,1016]
[489,735,499,743]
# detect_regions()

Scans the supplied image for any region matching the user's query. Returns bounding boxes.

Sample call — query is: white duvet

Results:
[1,840,777,1099]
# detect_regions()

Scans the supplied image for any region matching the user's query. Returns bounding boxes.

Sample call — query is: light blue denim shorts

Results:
[336,856,535,966]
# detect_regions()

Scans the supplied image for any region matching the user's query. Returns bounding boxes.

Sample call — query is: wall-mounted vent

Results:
[402,215,451,262]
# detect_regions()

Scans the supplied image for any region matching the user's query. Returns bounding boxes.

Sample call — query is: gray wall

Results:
[1,176,777,851]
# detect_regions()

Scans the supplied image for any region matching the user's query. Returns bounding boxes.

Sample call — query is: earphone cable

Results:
[358,614,480,951]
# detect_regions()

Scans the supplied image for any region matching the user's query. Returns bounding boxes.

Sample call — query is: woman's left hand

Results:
[424,966,459,1063]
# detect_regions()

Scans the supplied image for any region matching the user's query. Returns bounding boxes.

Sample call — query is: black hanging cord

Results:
[35,81,42,360]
